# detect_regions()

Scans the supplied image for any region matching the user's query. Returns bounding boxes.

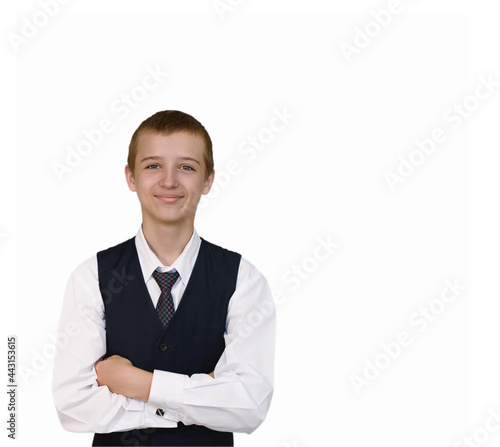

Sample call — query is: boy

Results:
[52,110,276,446]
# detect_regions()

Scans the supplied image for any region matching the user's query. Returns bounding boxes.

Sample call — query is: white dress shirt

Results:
[52,227,275,434]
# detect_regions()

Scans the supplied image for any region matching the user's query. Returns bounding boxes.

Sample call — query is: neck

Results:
[141,220,194,266]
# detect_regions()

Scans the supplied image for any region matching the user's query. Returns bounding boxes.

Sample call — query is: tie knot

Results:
[152,269,179,293]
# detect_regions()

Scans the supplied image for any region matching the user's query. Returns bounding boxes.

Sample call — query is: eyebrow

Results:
[178,156,201,166]
[139,155,201,165]
[140,155,162,163]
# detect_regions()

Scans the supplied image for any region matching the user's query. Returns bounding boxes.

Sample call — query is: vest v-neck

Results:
[130,237,208,333]
[95,235,241,445]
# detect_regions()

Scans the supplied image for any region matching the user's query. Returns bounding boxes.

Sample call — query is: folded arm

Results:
[52,257,275,434]
[52,257,175,433]
[95,259,276,433]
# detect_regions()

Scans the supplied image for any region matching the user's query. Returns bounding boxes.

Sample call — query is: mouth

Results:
[154,194,184,204]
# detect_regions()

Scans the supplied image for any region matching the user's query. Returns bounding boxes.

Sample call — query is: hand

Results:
[95,355,132,387]
[95,355,153,402]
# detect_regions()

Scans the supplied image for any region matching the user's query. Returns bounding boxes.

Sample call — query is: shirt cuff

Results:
[147,369,189,422]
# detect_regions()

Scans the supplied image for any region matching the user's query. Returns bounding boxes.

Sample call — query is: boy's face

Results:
[125,131,214,228]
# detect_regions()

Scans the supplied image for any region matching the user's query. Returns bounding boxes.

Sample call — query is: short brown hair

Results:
[128,110,213,178]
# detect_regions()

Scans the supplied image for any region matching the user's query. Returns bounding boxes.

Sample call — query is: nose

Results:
[159,165,179,188]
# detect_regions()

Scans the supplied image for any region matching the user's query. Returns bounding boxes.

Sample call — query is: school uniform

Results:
[52,226,275,446]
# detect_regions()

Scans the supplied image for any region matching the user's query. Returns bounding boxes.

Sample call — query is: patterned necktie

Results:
[152,270,179,328]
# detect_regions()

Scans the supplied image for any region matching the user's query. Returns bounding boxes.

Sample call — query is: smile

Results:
[155,194,183,204]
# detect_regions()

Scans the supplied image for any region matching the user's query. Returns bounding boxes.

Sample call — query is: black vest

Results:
[92,236,241,447]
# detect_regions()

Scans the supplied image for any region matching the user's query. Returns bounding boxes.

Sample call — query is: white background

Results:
[1,1,499,446]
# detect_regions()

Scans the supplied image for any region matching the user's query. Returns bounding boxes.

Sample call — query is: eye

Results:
[146,164,160,169]
[180,165,194,171]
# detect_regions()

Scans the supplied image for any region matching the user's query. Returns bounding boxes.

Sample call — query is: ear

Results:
[202,169,215,195]
[125,164,137,192]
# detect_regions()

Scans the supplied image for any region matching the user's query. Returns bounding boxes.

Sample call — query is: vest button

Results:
[159,343,168,351]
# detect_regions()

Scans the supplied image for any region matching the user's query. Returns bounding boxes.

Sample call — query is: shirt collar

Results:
[135,225,201,287]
